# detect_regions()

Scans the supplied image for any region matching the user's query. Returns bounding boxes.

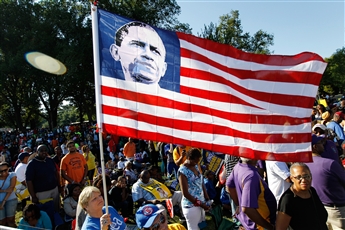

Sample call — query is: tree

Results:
[0,0,191,129]
[320,47,345,94]
[199,10,274,54]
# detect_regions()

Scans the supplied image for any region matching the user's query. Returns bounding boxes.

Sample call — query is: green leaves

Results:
[198,10,274,54]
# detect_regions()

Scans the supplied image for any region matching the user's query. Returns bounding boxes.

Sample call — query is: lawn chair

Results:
[208,204,237,230]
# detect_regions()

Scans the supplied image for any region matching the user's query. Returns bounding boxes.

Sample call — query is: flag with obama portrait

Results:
[92,7,327,162]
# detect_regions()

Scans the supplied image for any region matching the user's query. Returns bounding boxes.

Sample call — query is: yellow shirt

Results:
[168,223,187,230]
[83,151,96,170]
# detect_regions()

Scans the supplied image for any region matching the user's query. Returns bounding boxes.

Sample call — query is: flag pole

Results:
[91,2,109,214]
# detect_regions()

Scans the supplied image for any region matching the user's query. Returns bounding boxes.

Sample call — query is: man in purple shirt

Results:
[306,135,345,229]
[312,124,341,163]
[226,157,276,230]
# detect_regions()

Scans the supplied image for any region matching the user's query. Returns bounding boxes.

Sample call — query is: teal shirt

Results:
[18,211,52,230]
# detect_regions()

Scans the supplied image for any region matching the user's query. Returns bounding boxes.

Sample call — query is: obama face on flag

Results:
[110,22,167,85]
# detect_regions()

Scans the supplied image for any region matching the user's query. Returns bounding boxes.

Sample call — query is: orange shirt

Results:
[123,142,136,158]
[60,153,87,184]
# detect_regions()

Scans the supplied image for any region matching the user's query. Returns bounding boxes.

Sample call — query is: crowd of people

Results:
[0,97,344,230]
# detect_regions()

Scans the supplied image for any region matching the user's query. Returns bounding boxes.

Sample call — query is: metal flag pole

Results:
[91,1,109,214]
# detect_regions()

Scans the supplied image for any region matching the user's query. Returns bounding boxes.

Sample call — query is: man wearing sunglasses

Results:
[306,134,345,230]
[136,204,186,230]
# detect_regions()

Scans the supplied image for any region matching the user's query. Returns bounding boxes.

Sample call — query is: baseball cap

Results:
[335,111,345,119]
[136,204,164,229]
[18,152,30,162]
[312,134,324,145]
[312,124,327,132]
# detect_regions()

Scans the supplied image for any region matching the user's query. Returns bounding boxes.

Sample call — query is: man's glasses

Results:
[292,174,311,181]
[151,214,165,230]
[0,168,8,173]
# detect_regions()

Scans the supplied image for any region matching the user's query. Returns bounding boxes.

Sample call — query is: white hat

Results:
[312,124,327,131]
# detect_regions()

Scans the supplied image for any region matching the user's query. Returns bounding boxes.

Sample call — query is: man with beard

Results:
[25,145,60,211]
[60,141,88,186]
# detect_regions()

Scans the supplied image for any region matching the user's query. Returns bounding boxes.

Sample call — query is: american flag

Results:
[94,8,327,162]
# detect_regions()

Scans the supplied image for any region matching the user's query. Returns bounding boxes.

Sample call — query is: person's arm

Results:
[0,176,16,208]
[179,172,210,211]
[202,180,210,201]
[85,152,89,161]
[242,207,274,230]
[275,211,291,230]
[226,187,239,206]
[63,198,76,217]
[80,164,88,184]
[40,211,53,229]
[61,169,74,184]
[174,149,186,166]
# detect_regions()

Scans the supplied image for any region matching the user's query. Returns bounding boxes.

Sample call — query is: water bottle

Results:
[206,200,213,207]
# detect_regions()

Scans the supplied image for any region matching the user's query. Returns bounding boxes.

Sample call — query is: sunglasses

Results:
[0,168,8,173]
[292,174,311,181]
[151,214,165,230]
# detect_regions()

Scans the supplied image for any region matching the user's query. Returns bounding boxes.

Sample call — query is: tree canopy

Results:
[199,10,274,54]
[320,47,345,95]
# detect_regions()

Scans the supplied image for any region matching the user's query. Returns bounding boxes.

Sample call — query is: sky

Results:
[176,0,344,58]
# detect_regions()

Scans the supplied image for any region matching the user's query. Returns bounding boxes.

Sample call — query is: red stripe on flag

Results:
[101,85,310,125]
[180,48,323,85]
[180,68,315,109]
[102,104,310,144]
[177,32,325,65]
[102,123,313,162]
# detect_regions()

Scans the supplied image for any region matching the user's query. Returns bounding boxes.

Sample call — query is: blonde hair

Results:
[78,186,101,209]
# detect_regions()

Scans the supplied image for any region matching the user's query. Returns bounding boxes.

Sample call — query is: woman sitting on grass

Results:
[18,203,52,229]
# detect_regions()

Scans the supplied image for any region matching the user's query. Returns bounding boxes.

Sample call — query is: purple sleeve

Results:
[226,168,235,188]
[241,174,260,208]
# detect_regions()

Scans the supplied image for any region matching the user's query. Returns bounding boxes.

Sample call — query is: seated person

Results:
[124,161,138,185]
[132,170,184,220]
[220,187,231,215]
[117,157,127,170]
[63,184,81,221]
[105,157,116,171]
[203,170,217,201]
[18,203,52,229]
[148,165,165,183]
[109,176,133,218]
[136,204,186,230]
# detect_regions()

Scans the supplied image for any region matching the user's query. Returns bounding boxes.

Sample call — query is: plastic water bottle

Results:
[206,200,213,207]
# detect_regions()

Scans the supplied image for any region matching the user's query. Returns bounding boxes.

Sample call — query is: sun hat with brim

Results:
[312,124,327,132]
[136,204,164,229]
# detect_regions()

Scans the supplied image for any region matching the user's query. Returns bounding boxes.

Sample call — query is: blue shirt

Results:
[0,172,17,201]
[178,165,205,207]
[203,178,216,200]
[18,211,52,229]
[81,206,126,230]
[327,121,345,143]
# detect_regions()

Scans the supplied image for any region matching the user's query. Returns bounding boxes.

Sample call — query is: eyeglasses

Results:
[0,168,8,173]
[292,174,311,181]
[151,214,165,230]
